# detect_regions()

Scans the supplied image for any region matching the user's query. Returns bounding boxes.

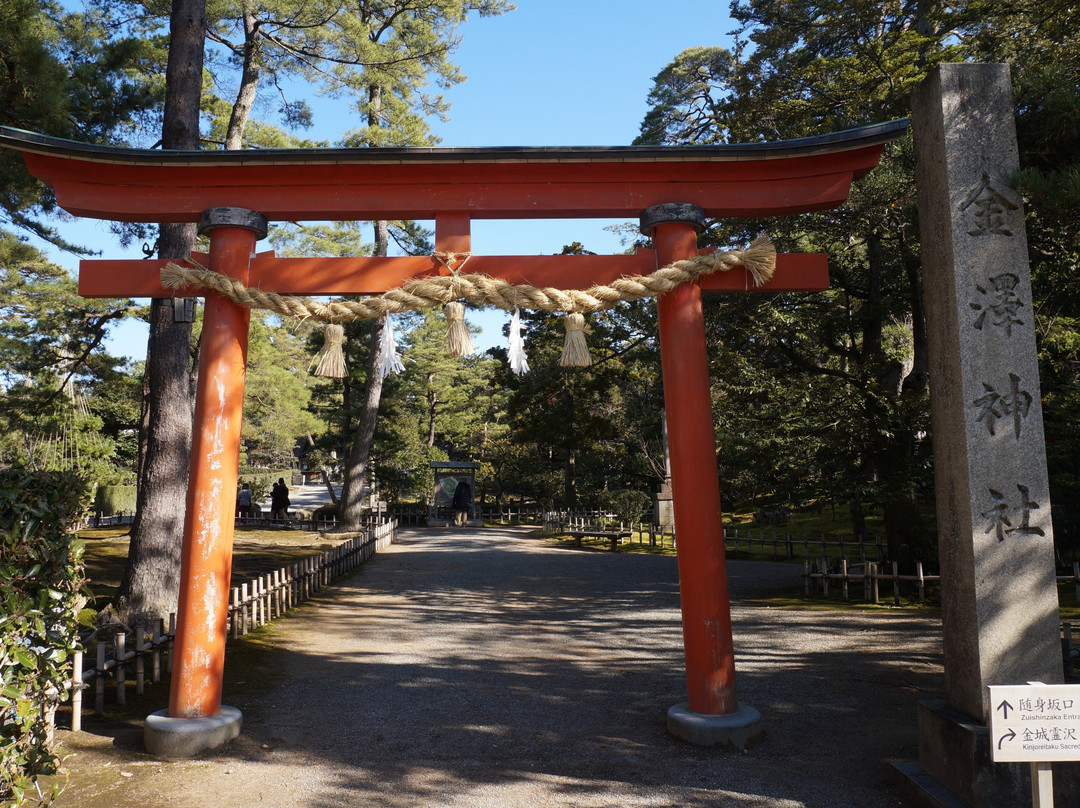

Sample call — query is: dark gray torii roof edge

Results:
[0,120,909,166]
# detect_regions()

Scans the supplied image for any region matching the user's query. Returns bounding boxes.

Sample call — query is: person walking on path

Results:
[271,478,291,525]
[452,479,472,526]
[236,483,252,520]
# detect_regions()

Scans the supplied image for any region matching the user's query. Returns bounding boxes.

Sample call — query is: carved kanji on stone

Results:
[960,171,1019,237]
[971,272,1025,336]
[972,373,1033,439]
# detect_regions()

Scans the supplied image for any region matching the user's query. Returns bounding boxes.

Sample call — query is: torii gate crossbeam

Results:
[0,121,905,755]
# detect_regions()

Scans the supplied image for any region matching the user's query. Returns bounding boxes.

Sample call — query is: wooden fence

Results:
[543,511,892,559]
[232,504,545,529]
[58,519,397,733]
[1066,623,1078,679]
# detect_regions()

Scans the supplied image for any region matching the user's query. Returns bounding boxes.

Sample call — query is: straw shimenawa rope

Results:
[158,236,777,323]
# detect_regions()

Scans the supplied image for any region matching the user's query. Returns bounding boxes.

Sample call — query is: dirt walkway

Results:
[50,526,943,808]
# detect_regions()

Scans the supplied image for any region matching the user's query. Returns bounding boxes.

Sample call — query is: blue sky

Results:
[46,0,738,356]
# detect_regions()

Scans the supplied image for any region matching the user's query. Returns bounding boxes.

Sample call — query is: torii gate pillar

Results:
[144,207,267,757]
[645,204,762,748]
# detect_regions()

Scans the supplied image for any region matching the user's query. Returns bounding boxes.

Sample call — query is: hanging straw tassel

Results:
[313,323,346,378]
[508,308,530,375]
[445,301,475,357]
[377,315,405,379]
[740,235,777,286]
[559,312,591,367]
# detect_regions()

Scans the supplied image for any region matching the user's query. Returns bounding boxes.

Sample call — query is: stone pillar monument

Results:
[902,63,1068,806]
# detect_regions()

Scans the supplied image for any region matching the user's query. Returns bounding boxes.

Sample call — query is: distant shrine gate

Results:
[0,121,905,753]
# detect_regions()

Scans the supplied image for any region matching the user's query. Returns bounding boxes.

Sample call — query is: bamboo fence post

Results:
[134,625,145,696]
[231,587,240,639]
[892,561,901,605]
[821,557,830,597]
[114,632,126,706]
[95,641,105,715]
[917,562,926,601]
[262,575,270,624]
[252,578,261,627]
[263,574,272,623]
[167,613,176,673]
[274,569,283,616]
[240,583,249,635]
[803,559,810,596]
[872,562,880,604]
[152,619,162,682]
[841,558,849,600]
[71,650,83,733]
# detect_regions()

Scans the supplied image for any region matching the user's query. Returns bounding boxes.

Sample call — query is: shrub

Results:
[311,502,339,522]
[753,505,793,526]
[598,489,653,524]
[238,468,292,503]
[0,470,91,805]
[93,484,137,516]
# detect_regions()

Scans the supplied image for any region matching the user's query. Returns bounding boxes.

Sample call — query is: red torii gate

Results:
[1,121,905,755]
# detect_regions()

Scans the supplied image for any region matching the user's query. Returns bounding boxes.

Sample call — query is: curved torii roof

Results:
[0,121,908,223]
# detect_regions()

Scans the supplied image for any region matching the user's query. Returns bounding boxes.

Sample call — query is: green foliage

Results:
[241,312,322,468]
[499,289,665,507]
[93,485,137,516]
[597,489,652,524]
[237,468,293,503]
[0,469,90,805]
[0,0,161,247]
[0,234,138,484]
[373,309,508,502]
[628,0,1080,561]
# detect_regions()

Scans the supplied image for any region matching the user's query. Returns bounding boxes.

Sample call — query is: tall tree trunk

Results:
[564,448,576,508]
[336,219,390,531]
[224,13,260,150]
[335,86,390,531]
[112,0,206,623]
[426,371,437,448]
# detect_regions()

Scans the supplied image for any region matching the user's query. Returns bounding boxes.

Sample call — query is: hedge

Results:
[93,484,137,516]
[238,468,293,503]
[0,470,90,805]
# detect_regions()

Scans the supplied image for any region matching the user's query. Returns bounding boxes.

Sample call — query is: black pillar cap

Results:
[198,207,269,240]
[639,203,707,237]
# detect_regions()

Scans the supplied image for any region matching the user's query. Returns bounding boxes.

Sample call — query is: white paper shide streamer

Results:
[508,308,530,375]
[377,315,405,379]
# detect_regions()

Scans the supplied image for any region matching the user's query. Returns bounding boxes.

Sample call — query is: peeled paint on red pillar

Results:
[654,221,738,716]
[168,224,255,718]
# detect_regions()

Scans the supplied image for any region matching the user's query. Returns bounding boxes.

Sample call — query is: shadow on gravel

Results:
[213,529,942,807]
[58,527,942,808]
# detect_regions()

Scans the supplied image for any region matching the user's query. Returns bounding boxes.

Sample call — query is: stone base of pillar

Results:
[892,700,1080,807]
[144,705,243,757]
[666,702,763,750]
[653,493,674,528]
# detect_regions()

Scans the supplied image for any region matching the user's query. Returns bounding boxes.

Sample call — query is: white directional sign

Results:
[988,684,1080,762]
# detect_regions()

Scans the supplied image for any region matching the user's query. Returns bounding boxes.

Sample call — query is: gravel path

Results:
[54,526,943,808]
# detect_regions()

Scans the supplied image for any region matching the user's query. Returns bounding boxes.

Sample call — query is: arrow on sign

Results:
[997,700,1014,720]
[997,728,1016,750]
